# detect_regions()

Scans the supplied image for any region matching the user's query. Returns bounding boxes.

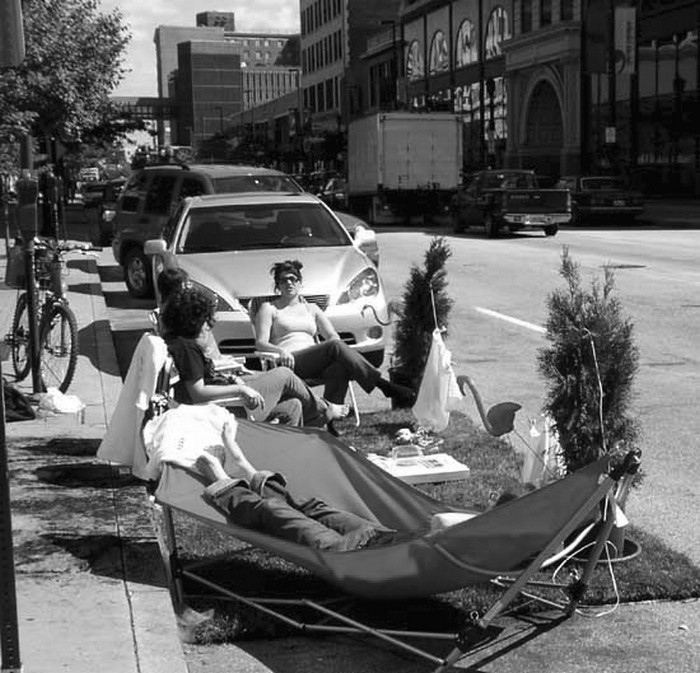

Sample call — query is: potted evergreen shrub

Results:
[538,247,641,556]
[390,236,453,408]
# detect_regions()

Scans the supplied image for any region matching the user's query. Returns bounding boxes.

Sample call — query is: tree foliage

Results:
[538,247,640,475]
[0,0,131,165]
[392,237,453,389]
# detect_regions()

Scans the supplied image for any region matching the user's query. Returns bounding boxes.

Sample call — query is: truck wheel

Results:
[543,225,559,237]
[452,211,465,233]
[484,214,499,238]
[124,248,154,298]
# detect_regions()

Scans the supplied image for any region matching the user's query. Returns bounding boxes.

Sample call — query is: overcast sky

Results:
[100,1,300,97]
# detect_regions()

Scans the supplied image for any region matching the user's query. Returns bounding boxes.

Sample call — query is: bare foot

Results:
[324,400,350,422]
[195,451,228,483]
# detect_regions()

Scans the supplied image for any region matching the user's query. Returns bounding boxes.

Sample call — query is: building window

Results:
[317,82,324,111]
[256,51,262,60]
[455,19,477,67]
[406,40,424,81]
[540,0,552,27]
[560,0,574,21]
[264,39,269,47]
[485,6,510,59]
[429,30,449,74]
[522,1,533,33]
[326,77,334,109]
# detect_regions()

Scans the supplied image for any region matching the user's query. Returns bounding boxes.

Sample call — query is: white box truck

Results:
[347,112,463,224]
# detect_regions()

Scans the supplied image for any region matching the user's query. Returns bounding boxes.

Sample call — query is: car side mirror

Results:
[144,239,166,256]
[353,225,376,246]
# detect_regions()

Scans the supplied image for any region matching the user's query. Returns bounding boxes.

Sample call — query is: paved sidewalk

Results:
[1,241,190,673]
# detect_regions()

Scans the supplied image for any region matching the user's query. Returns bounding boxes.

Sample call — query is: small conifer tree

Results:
[538,247,640,475]
[391,237,453,393]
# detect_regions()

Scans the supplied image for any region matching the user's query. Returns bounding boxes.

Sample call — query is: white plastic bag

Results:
[412,329,465,432]
[38,387,85,419]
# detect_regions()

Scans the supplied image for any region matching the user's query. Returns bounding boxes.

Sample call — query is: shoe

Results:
[326,420,342,437]
[377,378,416,406]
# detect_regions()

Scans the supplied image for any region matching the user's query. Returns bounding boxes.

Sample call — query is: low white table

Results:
[366,451,470,485]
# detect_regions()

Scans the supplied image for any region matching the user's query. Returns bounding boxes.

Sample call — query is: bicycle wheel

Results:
[39,303,78,393]
[10,293,31,382]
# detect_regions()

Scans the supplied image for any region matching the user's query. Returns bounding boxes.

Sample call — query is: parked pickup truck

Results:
[450,169,571,238]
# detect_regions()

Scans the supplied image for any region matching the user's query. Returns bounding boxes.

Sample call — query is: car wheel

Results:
[124,248,154,298]
[484,213,499,238]
[452,211,465,233]
[543,225,559,237]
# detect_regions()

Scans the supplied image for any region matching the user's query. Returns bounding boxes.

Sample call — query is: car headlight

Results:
[189,280,245,313]
[337,268,380,305]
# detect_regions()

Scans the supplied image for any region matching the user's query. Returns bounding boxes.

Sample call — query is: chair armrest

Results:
[254,351,280,371]
[212,355,250,375]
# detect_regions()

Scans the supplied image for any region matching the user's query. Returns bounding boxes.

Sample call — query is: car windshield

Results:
[581,178,623,190]
[176,202,351,253]
[212,174,302,193]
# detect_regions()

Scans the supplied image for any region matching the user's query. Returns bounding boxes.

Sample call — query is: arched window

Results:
[406,40,424,81]
[485,6,511,59]
[429,30,449,74]
[455,20,477,67]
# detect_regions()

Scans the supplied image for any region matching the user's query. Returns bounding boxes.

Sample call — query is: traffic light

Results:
[0,0,26,68]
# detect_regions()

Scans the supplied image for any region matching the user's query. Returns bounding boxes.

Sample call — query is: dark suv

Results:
[112,163,302,297]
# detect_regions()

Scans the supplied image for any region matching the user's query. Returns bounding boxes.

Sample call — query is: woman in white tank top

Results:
[255,260,416,431]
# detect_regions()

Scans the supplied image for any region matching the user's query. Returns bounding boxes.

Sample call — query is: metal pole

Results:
[23,240,41,393]
[478,0,486,167]
[0,360,24,673]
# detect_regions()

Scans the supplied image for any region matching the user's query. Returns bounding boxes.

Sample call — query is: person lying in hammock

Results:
[193,415,419,552]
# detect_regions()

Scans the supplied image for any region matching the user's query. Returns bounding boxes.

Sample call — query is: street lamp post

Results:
[381,20,399,106]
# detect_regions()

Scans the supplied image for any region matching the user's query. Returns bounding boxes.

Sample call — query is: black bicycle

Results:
[6,237,95,392]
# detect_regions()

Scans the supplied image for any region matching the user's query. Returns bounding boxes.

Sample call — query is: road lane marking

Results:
[475,307,546,334]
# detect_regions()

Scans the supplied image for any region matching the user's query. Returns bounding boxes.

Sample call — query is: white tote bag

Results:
[412,329,465,432]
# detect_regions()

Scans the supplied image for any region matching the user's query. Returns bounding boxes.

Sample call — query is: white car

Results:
[144,192,389,367]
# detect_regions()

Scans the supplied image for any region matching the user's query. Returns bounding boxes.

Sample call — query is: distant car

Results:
[83,178,126,246]
[144,191,388,367]
[556,176,644,225]
[112,163,303,297]
[318,177,348,210]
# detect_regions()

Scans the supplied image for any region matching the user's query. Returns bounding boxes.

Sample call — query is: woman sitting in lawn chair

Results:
[254,260,416,416]
[159,282,349,431]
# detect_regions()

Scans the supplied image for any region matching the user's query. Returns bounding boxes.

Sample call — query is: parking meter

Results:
[16,176,38,241]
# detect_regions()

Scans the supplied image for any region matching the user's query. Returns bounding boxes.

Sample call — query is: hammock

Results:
[151,419,640,671]
[157,420,611,599]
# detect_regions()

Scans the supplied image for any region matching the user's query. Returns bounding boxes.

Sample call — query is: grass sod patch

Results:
[170,410,700,643]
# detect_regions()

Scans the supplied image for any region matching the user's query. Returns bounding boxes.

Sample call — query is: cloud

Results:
[99,0,299,96]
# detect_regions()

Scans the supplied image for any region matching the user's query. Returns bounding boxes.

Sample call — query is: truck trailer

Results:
[347,112,463,225]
